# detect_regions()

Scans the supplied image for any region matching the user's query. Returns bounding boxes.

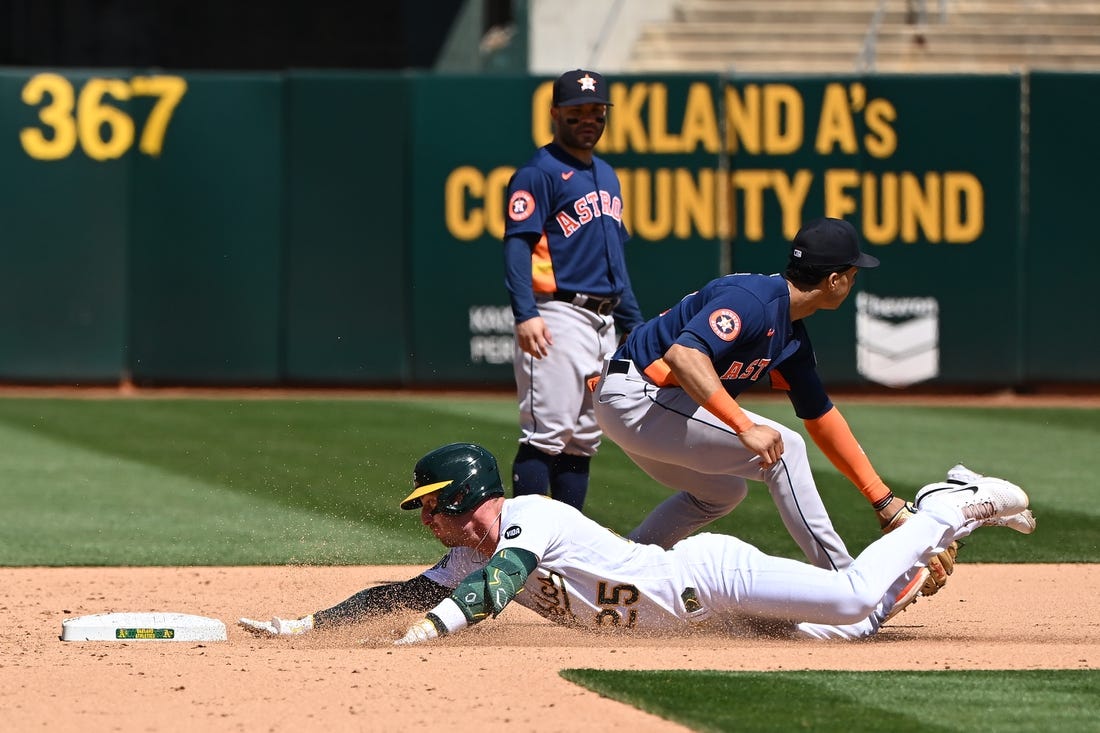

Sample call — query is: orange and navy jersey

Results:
[503,143,643,329]
[615,273,833,420]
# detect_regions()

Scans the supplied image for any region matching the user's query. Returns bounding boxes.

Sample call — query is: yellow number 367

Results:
[20,73,187,161]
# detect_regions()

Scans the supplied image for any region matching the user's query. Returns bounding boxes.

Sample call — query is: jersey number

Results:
[594,582,640,628]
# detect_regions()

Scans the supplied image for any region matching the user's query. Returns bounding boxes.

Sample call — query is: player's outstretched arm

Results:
[313,574,453,626]
[395,548,537,645]
[239,573,453,636]
[802,405,898,515]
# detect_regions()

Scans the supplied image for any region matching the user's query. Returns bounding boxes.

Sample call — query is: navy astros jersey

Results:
[504,142,643,329]
[615,273,833,420]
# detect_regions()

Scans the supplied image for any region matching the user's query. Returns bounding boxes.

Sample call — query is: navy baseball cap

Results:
[552,69,613,107]
[790,217,880,269]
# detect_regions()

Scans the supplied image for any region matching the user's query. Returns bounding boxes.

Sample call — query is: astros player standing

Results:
[591,218,958,607]
[502,68,644,510]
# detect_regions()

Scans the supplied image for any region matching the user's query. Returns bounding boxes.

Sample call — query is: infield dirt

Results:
[2,564,1097,732]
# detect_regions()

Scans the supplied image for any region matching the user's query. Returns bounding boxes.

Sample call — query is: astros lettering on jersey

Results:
[505,144,637,313]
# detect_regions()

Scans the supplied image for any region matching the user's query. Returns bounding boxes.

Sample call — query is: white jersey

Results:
[420,494,965,639]
[423,495,700,631]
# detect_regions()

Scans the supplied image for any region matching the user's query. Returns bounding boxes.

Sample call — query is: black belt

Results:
[553,291,619,316]
[607,359,631,375]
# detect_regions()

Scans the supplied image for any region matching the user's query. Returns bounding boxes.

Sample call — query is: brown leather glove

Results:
[882,502,958,596]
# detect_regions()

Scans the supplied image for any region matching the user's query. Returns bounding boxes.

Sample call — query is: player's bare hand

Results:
[738,424,784,468]
[515,317,553,359]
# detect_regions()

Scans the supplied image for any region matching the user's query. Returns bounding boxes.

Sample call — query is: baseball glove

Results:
[882,502,958,596]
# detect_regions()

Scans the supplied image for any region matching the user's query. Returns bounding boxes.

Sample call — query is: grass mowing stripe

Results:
[560,669,1099,733]
[0,420,434,566]
[405,397,517,425]
[0,398,517,519]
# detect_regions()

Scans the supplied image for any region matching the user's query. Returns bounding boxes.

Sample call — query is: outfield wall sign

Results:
[424,74,1019,385]
[856,293,940,387]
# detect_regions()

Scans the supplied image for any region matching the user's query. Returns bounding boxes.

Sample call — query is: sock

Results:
[511,443,553,497]
[550,453,591,510]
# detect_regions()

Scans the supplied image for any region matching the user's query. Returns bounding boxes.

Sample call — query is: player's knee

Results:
[831,575,881,622]
[686,492,739,518]
[832,603,877,624]
[512,443,555,496]
[779,426,806,454]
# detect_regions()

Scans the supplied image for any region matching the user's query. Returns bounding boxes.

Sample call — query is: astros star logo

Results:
[508,190,535,222]
[708,309,742,342]
[578,74,597,92]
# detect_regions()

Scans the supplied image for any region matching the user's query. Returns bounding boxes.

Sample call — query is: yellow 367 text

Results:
[20,73,187,161]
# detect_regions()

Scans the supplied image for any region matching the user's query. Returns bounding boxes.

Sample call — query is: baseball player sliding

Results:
[240,443,1035,644]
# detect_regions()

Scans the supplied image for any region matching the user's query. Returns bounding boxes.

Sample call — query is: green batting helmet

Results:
[400,442,505,515]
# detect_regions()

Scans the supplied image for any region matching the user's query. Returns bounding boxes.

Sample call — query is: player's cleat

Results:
[981,509,1037,534]
[915,476,1029,525]
[882,568,929,622]
[946,463,983,483]
[945,464,1036,533]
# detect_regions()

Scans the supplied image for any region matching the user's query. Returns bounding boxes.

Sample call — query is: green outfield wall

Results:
[283,73,412,384]
[0,69,1092,388]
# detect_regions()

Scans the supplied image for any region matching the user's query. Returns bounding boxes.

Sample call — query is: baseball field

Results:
[2,391,1098,731]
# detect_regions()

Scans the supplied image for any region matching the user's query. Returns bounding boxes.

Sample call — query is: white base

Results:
[61,612,227,642]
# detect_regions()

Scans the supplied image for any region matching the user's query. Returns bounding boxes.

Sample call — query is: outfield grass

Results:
[0,395,1094,565]
[560,669,1100,733]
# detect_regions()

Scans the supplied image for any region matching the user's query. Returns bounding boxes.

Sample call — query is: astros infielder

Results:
[591,219,925,570]
[592,270,863,569]
[503,68,644,510]
[239,443,1035,644]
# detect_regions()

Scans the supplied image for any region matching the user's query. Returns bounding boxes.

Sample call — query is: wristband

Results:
[428,597,469,633]
[702,389,754,434]
[871,491,895,512]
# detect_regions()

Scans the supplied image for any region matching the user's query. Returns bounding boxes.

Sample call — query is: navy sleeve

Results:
[504,232,542,323]
[674,330,713,357]
[313,574,452,627]
[774,336,833,419]
[504,166,552,239]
